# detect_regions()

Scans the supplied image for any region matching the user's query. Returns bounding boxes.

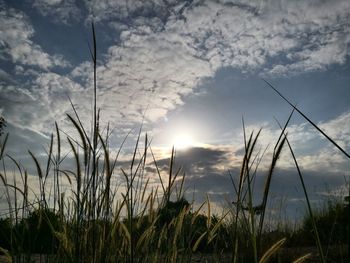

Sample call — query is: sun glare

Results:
[172,134,194,150]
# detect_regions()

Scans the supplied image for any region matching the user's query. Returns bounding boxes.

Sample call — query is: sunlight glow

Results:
[172,134,194,150]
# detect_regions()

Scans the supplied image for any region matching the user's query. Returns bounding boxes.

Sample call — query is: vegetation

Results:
[0,25,349,262]
[288,197,350,249]
[0,116,5,137]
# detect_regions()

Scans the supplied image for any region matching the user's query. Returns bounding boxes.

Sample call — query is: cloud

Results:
[236,111,350,173]
[154,145,237,172]
[0,72,88,135]
[71,23,212,125]
[145,145,239,207]
[174,0,350,75]
[0,5,70,69]
[147,143,349,219]
[67,0,350,131]
[149,145,280,205]
[84,0,183,25]
[32,0,82,24]
[319,111,350,149]
[2,0,349,140]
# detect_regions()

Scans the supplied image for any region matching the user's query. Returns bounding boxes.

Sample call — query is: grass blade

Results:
[273,115,326,263]
[263,79,350,159]
[292,253,312,263]
[0,133,8,160]
[259,237,286,263]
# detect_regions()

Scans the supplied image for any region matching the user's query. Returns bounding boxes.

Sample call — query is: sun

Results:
[172,134,194,150]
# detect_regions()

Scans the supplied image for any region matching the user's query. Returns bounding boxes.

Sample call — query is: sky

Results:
[0,0,350,221]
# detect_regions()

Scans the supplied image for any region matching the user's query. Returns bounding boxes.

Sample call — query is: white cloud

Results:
[0,7,70,69]
[177,0,350,75]
[319,111,350,150]
[33,0,81,24]
[71,24,213,126]
[0,73,88,134]
[67,0,350,131]
[84,0,177,24]
[238,111,350,172]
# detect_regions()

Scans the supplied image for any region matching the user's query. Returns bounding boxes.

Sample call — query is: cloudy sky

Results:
[1,0,350,220]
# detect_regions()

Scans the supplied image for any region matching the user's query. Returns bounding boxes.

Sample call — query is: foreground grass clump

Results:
[0,24,349,263]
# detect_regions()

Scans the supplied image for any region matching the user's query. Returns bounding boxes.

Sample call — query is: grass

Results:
[0,24,349,262]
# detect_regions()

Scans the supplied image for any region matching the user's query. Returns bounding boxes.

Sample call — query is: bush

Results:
[0,218,12,250]
[17,208,61,254]
[294,198,350,246]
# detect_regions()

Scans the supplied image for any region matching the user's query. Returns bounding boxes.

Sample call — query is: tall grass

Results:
[0,25,348,263]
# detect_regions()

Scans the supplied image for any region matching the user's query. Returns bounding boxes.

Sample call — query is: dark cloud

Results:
[154,146,232,173]
[149,146,239,203]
